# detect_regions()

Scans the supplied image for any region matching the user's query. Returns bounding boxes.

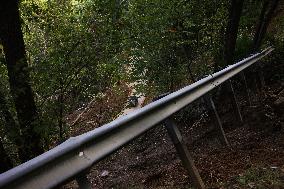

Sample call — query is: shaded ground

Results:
[84,95,284,188]
[64,60,283,188]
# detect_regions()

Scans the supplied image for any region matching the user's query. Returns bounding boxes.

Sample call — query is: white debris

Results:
[101,170,109,177]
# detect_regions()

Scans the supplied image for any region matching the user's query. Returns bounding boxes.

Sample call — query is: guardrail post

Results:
[204,96,230,147]
[76,174,92,189]
[164,118,205,189]
[257,64,266,89]
[252,69,262,101]
[153,94,205,189]
[227,80,243,123]
[241,72,252,106]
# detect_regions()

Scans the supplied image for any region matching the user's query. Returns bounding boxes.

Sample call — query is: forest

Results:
[0,0,283,188]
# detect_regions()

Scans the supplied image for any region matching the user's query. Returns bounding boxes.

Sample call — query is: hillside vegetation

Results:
[0,0,283,188]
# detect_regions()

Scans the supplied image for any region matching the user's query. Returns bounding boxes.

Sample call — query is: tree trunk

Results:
[0,0,44,162]
[0,138,13,173]
[252,0,269,52]
[252,0,280,51]
[223,0,244,66]
[0,87,25,160]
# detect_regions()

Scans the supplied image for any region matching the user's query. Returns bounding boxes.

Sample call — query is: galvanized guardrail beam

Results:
[0,47,273,189]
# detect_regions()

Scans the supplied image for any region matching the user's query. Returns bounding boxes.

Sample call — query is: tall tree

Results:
[0,138,13,173]
[223,0,244,66]
[0,0,43,162]
[252,0,280,51]
[0,85,26,161]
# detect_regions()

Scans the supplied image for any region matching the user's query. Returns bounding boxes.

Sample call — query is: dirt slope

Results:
[64,58,283,188]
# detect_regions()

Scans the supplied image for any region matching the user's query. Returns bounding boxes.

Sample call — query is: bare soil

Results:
[66,82,130,137]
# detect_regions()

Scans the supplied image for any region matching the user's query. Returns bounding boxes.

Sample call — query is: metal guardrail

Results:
[0,47,273,189]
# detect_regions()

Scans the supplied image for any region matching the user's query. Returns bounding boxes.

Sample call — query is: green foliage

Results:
[122,0,228,94]
[0,0,283,159]
[17,0,126,145]
[232,0,263,60]
[235,34,253,61]
[236,167,284,188]
[239,0,263,36]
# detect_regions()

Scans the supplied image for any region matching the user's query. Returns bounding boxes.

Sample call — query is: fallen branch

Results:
[69,96,97,127]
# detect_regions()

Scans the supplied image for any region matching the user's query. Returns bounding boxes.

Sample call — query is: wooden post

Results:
[76,174,92,189]
[164,118,205,189]
[227,80,243,123]
[204,96,230,147]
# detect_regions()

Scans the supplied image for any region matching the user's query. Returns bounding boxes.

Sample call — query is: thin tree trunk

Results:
[252,0,269,52]
[253,0,280,51]
[224,0,244,65]
[0,0,44,162]
[214,26,226,72]
[58,81,64,142]
[252,0,279,90]
[0,138,13,173]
